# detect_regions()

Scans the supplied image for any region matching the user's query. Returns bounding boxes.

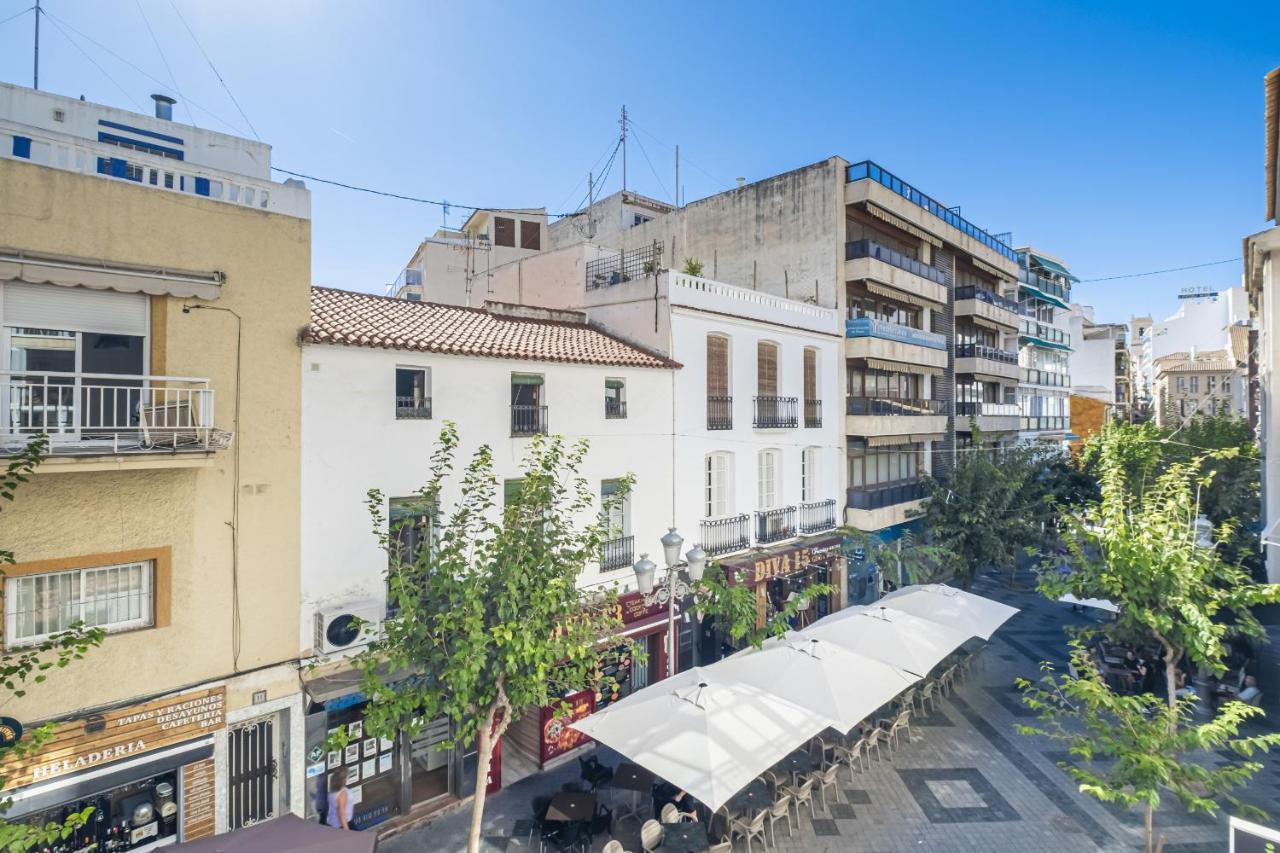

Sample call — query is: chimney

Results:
[736,177,746,189]
[1189,345,1197,361]
[151,94,176,121]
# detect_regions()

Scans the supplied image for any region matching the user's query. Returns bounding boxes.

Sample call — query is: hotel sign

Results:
[2,687,225,790]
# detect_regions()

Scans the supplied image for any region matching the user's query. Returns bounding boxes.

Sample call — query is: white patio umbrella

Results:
[568,666,830,811]
[802,605,973,677]
[879,584,1020,640]
[711,633,919,733]
[1058,593,1120,613]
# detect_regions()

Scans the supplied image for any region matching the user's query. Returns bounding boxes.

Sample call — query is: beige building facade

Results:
[0,84,309,840]
[1151,349,1245,427]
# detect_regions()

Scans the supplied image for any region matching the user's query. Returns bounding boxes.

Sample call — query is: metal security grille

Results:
[228,717,278,830]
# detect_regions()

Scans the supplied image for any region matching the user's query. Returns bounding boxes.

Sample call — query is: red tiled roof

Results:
[304,287,679,369]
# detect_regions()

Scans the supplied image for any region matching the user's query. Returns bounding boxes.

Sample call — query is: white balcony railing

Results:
[0,371,230,455]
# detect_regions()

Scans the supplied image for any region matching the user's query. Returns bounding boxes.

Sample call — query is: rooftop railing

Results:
[846,161,1019,262]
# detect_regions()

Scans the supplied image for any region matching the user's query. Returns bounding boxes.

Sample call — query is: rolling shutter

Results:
[706,336,729,396]
[757,342,778,395]
[2,282,147,335]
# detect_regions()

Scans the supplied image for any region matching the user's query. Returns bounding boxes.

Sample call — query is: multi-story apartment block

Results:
[1128,314,1154,417]
[298,288,678,822]
[1246,66,1280,582]
[0,83,310,840]
[1014,248,1075,444]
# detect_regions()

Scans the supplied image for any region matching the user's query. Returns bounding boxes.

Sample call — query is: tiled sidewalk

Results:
[381,570,1280,852]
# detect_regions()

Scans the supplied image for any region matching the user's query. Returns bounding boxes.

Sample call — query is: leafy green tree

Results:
[1019,643,1280,853]
[841,528,956,589]
[913,426,1057,589]
[0,436,104,853]
[344,424,632,853]
[1031,423,1280,851]
[693,566,834,649]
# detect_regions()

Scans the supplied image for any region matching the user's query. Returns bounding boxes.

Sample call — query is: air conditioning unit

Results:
[314,602,383,655]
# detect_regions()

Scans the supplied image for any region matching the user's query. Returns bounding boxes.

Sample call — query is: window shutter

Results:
[503,479,523,507]
[520,220,541,250]
[706,336,728,396]
[3,282,147,335]
[757,342,777,395]
[803,349,817,401]
[494,217,515,247]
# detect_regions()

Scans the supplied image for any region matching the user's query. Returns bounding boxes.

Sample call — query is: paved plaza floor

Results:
[382,570,1280,852]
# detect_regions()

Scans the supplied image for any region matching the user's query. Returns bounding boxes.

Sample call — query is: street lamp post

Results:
[633,528,708,679]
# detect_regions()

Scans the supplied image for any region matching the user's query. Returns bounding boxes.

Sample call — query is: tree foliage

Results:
[344,424,632,853]
[1030,421,1280,851]
[693,565,833,649]
[841,528,956,590]
[0,435,104,853]
[1019,643,1280,853]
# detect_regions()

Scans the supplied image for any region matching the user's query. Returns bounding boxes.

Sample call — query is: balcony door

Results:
[2,284,148,443]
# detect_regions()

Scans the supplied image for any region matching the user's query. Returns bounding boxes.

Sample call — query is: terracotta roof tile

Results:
[303,287,679,370]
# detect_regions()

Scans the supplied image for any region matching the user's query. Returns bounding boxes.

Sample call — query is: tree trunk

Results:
[1144,802,1154,853]
[466,706,496,853]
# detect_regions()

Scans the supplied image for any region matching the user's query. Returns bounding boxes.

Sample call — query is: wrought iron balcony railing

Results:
[799,499,837,534]
[605,398,627,419]
[804,399,822,428]
[601,535,635,571]
[707,395,733,430]
[511,404,548,436]
[699,514,750,556]
[755,506,797,544]
[753,396,799,429]
[396,396,432,419]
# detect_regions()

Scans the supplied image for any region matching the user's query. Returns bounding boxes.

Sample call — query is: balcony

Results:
[605,398,627,419]
[700,514,750,557]
[846,161,1020,267]
[1020,416,1071,432]
[1018,268,1071,308]
[395,396,432,420]
[799,499,837,534]
[804,399,822,429]
[755,506,797,544]
[954,344,1020,381]
[511,404,548,437]
[844,241,949,309]
[956,401,1022,433]
[846,396,948,439]
[0,371,229,460]
[707,396,733,430]
[845,240,947,285]
[954,285,1020,330]
[845,317,948,371]
[846,480,926,531]
[1020,368,1071,388]
[1019,319,1072,351]
[601,535,635,571]
[753,396,799,429]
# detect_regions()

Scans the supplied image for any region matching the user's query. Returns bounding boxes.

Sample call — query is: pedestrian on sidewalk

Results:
[326,766,354,830]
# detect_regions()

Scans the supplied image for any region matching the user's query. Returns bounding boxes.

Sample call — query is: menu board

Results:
[180,758,217,841]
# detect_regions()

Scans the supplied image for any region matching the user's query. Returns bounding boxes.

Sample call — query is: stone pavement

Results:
[382,569,1280,852]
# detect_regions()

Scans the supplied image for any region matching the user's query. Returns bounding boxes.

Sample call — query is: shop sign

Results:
[614,591,666,626]
[722,535,844,585]
[180,758,216,841]
[540,689,595,764]
[2,687,225,791]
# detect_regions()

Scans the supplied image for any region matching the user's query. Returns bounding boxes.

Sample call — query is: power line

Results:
[40,8,249,135]
[165,0,260,141]
[631,126,671,203]
[270,166,583,219]
[628,119,734,192]
[552,137,620,215]
[38,9,144,112]
[133,0,188,123]
[1077,257,1241,283]
[0,4,33,28]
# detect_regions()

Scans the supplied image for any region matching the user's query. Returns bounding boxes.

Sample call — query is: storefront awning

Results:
[864,203,942,248]
[1029,253,1079,282]
[868,434,917,447]
[1018,281,1070,310]
[0,249,224,300]
[858,357,944,377]
[968,256,1011,281]
[969,315,1013,333]
[910,432,945,442]
[864,280,944,311]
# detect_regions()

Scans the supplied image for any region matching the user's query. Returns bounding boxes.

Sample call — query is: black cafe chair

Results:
[528,795,551,846]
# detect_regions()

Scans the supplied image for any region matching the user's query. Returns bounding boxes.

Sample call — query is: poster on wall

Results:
[540,689,595,764]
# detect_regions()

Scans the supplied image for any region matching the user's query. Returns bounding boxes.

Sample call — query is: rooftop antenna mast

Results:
[33,0,40,90]
[620,105,628,193]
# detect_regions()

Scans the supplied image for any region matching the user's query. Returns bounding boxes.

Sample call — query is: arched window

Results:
[802,447,820,502]
[758,449,781,509]
[704,452,733,518]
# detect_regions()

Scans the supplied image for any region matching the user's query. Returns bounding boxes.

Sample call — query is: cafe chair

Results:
[833,737,867,779]
[783,776,816,824]
[591,804,615,838]
[916,681,939,715]
[766,792,793,846]
[639,819,664,853]
[709,844,734,853]
[880,709,913,751]
[894,686,917,714]
[811,764,843,812]
[864,726,891,763]
[541,821,585,853]
[938,664,958,697]
[729,807,768,853]
[758,768,783,794]
[660,802,698,824]
[580,754,614,792]
[601,841,629,853]
[528,795,552,846]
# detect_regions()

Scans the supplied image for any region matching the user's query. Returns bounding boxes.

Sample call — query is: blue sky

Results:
[1,0,1277,323]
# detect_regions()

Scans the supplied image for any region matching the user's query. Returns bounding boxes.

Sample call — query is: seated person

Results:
[1238,676,1262,705]
[1173,668,1196,699]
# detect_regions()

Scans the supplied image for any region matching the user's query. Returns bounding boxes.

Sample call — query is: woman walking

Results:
[326,767,354,830]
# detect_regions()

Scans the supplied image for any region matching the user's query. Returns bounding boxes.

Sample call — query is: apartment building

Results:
[1247,66,1280,583]
[540,160,1027,546]
[1152,348,1246,427]
[1128,314,1154,416]
[1015,248,1075,443]
[298,287,678,823]
[0,83,310,840]
[1068,305,1130,440]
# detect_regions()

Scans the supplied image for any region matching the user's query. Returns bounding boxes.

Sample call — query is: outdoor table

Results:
[544,791,596,824]
[609,762,654,822]
[778,749,813,783]
[663,821,709,852]
[727,779,770,817]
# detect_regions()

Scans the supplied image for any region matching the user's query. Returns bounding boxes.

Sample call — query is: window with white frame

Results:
[758,449,781,509]
[704,452,732,518]
[802,447,820,502]
[5,560,154,646]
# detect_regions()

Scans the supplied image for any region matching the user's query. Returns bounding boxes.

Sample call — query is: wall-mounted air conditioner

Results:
[313,602,382,655]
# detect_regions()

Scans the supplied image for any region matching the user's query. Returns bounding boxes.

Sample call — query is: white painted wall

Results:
[299,343,676,654]
[1147,287,1248,363]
